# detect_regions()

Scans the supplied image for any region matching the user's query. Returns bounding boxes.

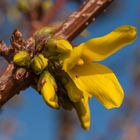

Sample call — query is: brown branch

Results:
[0,0,113,107]
[0,64,31,106]
[54,0,113,41]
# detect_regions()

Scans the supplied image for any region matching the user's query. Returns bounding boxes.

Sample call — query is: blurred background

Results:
[0,0,140,140]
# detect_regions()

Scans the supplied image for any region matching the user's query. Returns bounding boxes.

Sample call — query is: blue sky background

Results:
[0,0,140,140]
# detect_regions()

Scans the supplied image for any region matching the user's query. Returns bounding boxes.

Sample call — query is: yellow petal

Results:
[38,71,59,109]
[62,25,137,71]
[68,63,124,109]
[80,25,137,61]
[74,94,90,130]
[63,45,83,71]
[65,78,83,102]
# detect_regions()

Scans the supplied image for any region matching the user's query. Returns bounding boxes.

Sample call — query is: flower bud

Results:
[38,71,59,109]
[55,39,72,53]
[31,54,48,74]
[13,51,30,67]
[46,39,73,54]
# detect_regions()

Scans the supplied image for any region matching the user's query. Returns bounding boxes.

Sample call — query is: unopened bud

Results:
[13,51,30,67]
[38,71,59,109]
[55,39,72,53]
[31,54,48,74]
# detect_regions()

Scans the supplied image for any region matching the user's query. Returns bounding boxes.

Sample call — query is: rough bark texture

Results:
[0,0,113,107]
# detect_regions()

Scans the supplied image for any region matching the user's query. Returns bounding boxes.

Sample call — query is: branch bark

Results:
[54,0,113,41]
[0,0,113,107]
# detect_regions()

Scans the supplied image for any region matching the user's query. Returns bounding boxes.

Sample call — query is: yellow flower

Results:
[56,25,137,130]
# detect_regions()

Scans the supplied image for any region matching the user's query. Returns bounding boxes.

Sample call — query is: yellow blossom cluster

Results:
[13,25,137,130]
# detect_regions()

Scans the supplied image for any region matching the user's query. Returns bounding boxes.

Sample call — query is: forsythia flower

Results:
[57,25,137,130]
[13,25,137,130]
